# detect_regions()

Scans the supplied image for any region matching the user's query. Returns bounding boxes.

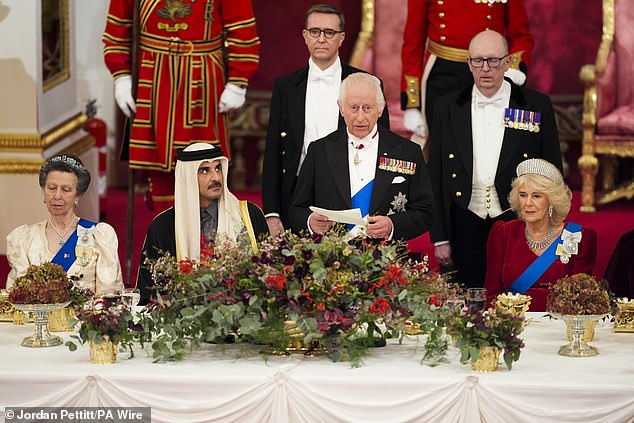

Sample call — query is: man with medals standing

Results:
[400,0,533,154]
[289,73,434,242]
[103,0,260,206]
[262,4,390,237]
[429,30,562,288]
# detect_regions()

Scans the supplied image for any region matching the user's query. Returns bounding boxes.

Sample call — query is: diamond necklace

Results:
[48,216,77,246]
[525,224,556,251]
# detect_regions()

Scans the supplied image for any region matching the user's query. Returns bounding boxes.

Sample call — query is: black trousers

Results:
[449,204,514,289]
[425,59,474,132]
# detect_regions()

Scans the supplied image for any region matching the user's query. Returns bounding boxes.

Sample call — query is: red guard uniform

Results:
[103,0,260,200]
[401,0,533,112]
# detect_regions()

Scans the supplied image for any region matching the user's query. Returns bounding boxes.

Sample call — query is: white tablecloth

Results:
[1,313,633,423]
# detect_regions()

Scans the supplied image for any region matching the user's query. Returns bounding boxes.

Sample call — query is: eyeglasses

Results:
[469,55,508,68]
[306,27,343,39]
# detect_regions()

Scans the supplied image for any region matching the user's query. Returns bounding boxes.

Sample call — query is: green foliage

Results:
[65,297,139,358]
[139,231,462,366]
[446,308,525,370]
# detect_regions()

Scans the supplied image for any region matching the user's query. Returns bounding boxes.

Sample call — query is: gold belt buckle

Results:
[168,37,194,55]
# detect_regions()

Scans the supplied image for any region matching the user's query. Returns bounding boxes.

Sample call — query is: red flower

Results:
[302,290,313,304]
[369,297,391,315]
[317,302,325,311]
[179,259,194,274]
[428,294,441,307]
[266,273,287,291]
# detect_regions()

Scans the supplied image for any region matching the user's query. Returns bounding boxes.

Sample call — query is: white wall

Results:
[74,0,123,186]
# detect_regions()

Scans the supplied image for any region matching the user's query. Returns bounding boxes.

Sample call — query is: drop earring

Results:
[548,205,553,218]
[74,200,79,208]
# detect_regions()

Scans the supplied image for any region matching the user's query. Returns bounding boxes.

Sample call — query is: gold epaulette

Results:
[404,75,420,108]
[509,51,525,70]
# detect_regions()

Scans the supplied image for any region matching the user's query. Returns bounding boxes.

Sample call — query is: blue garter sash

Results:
[51,219,96,272]
[348,180,374,231]
[508,222,582,294]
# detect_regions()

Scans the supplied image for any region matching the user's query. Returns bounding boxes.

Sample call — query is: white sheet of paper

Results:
[309,206,367,227]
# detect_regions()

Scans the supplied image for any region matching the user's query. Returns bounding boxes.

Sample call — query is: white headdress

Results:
[174,143,243,261]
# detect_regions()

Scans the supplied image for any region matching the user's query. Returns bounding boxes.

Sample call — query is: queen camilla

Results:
[484,159,597,311]
[5,153,124,297]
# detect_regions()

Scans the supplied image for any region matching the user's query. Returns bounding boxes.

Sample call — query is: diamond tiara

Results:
[50,155,86,172]
[516,158,563,184]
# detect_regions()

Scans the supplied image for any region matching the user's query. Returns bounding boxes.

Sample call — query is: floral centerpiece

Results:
[139,230,459,367]
[546,273,611,354]
[66,297,141,363]
[7,262,88,347]
[546,273,610,316]
[446,308,525,370]
[8,262,93,332]
[8,262,72,304]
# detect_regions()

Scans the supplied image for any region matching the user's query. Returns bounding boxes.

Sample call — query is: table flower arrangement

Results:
[66,297,141,362]
[7,262,92,347]
[8,262,73,304]
[546,273,610,315]
[546,273,611,352]
[446,308,525,370]
[139,231,461,367]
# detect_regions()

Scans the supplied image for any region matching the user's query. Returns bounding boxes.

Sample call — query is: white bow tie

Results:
[477,96,504,108]
[311,72,336,85]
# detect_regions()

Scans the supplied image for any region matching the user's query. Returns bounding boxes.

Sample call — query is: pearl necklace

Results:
[525,224,556,251]
[48,216,77,246]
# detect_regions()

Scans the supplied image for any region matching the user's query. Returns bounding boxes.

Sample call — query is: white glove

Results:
[403,108,427,138]
[218,83,247,113]
[505,68,527,86]
[114,75,136,117]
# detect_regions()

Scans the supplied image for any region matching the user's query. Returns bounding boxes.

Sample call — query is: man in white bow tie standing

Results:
[262,4,390,237]
[428,30,562,288]
[289,73,434,242]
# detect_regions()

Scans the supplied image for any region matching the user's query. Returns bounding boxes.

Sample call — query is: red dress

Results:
[484,220,597,311]
[103,0,260,171]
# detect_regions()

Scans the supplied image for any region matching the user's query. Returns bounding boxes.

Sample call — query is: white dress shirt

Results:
[468,80,511,219]
[348,125,379,197]
[299,57,342,174]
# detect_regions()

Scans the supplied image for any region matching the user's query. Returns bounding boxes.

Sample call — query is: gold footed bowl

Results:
[89,336,118,364]
[48,307,76,332]
[11,302,71,347]
[471,346,500,372]
[495,293,532,318]
[613,298,634,333]
[553,313,605,357]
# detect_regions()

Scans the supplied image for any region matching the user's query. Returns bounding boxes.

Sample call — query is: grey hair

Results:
[338,73,386,111]
[39,153,91,195]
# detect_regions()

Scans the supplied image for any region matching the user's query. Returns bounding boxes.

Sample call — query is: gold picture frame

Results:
[42,0,70,92]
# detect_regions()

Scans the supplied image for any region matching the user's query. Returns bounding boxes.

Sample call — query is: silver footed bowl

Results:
[549,312,606,357]
[11,302,71,347]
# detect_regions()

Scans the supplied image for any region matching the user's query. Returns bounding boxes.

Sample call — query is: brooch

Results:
[379,157,416,175]
[555,229,582,264]
[75,225,95,267]
[388,192,408,215]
